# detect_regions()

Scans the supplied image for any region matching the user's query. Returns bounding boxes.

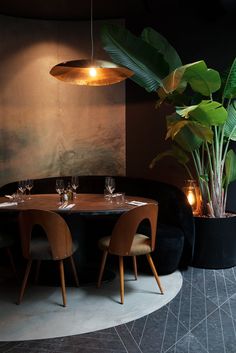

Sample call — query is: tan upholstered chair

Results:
[17,209,79,307]
[97,204,164,304]
[0,231,17,278]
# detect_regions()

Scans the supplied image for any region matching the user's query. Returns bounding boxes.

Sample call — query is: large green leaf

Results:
[223,57,236,99]
[158,61,221,97]
[224,101,236,140]
[174,125,204,152]
[187,121,214,142]
[158,62,196,97]
[184,62,221,96]
[101,24,169,92]
[167,119,213,143]
[225,149,236,186]
[166,120,189,139]
[141,27,182,72]
[166,113,208,151]
[188,100,228,126]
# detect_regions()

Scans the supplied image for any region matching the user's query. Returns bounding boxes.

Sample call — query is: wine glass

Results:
[25,179,34,199]
[18,180,27,202]
[55,179,64,203]
[71,176,79,199]
[105,177,115,196]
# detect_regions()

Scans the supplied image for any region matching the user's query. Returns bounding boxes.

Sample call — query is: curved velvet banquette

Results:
[0,176,194,275]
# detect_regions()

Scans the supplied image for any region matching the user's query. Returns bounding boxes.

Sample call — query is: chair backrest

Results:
[18,209,73,260]
[108,203,158,256]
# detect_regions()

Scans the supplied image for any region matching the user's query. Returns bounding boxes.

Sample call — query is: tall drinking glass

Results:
[71,176,79,199]
[18,180,27,202]
[25,179,34,199]
[55,179,64,204]
[105,177,115,196]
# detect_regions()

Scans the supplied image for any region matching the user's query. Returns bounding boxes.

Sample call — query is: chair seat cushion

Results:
[98,234,152,256]
[0,232,16,248]
[30,238,79,260]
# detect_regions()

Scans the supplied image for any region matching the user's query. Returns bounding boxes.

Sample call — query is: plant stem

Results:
[205,142,216,216]
[184,164,194,179]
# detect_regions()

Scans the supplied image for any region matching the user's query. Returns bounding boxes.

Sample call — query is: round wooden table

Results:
[0,193,157,285]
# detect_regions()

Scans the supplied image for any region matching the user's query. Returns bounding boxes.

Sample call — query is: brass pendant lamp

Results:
[50,0,133,86]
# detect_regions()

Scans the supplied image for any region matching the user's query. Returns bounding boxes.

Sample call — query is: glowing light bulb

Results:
[89,67,97,77]
[187,191,196,206]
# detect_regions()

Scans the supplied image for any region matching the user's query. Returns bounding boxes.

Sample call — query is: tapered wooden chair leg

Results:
[132,256,138,280]
[59,260,66,307]
[97,251,108,288]
[17,259,32,304]
[119,256,124,304]
[6,247,18,280]
[69,256,79,287]
[146,254,164,294]
[34,260,41,284]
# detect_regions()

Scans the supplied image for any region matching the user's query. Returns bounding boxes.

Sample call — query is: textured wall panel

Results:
[0,15,125,186]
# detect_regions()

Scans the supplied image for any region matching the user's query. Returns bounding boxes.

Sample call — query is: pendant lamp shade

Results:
[50,0,133,86]
[50,59,133,86]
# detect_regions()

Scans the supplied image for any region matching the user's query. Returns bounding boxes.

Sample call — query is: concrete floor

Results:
[0,268,182,341]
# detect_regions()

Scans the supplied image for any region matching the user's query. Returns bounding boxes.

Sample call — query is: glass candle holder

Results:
[182,179,201,216]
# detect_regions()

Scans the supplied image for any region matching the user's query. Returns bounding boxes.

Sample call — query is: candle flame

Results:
[187,191,196,206]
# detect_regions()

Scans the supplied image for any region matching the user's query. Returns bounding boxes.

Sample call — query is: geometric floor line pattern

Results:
[0,266,236,352]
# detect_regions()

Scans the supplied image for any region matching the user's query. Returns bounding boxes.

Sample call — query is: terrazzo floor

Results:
[1,266,236,352]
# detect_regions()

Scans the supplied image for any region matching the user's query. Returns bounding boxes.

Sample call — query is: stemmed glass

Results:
[105,177,115,196]
[71,176,79,199]
[25,179,34,199]
[55,179,64,203]
[18,180,27,202]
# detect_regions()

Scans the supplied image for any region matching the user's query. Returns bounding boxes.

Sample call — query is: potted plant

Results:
[101,24,236,268]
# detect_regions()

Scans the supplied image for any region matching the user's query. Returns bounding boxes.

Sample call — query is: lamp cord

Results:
[90,0,94,64]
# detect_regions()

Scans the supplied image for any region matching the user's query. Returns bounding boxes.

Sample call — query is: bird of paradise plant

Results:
[101,24,236,217]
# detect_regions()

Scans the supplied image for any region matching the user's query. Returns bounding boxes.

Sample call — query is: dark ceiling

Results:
[0,0,149,20]
[0,0,235,21]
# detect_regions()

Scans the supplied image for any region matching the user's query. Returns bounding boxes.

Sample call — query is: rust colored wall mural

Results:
[0,16,125,187]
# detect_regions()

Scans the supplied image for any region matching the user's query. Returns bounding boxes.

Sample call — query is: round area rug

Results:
[0,270,182,341]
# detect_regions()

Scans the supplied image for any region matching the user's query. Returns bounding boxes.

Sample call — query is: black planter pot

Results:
[192,216,236,269]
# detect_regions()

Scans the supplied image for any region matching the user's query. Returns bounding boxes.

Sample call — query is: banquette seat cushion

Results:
[0,175,194,275]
